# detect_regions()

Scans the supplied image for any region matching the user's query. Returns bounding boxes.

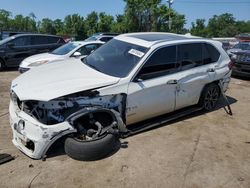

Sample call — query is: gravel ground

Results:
[0,70,250,188]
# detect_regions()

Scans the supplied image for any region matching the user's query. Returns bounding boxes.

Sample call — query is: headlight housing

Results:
[28,60,49,67]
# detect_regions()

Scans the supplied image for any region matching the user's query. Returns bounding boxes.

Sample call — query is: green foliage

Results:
[191,13,250,37]
[123,0,186,33]
[1,3,249,40]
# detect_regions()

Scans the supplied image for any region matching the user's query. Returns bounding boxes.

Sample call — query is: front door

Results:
[5,36,31,67]
[126,45,178,125]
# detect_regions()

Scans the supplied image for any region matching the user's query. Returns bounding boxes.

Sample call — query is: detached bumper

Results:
[9,100,76,159]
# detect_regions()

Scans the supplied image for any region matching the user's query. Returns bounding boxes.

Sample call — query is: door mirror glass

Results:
[72,51,81,57]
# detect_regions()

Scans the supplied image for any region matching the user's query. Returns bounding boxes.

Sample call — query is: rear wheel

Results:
[199,83,220,111]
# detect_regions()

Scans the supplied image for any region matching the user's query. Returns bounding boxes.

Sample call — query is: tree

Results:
[63,14,86,40]
[207,13,238,37]
[0,9,12,30]
[98,12,114,32]
[190,19,207,37]
[111,14,127,33]
[85,11,98,36]
[39,18,56,34]
[123,0,186,33]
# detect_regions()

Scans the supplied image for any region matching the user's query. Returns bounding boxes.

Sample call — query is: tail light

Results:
[228,61,234,70]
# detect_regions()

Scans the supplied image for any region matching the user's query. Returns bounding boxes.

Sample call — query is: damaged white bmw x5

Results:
[9,32,232,160]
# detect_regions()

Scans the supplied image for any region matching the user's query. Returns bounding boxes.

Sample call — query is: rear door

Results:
[175,43,220,110]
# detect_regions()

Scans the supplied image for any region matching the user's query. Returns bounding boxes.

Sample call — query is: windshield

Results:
[84,36,98,42]
[233,43,250,50]
[51,42,81,55]
[0,36,14,45]
[83,39,148,78]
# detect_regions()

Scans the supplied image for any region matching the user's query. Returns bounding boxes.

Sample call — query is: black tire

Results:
[199,83,220,111]
[64,134,119,161]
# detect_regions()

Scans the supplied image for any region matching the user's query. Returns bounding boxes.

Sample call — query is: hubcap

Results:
[204,87,219,110]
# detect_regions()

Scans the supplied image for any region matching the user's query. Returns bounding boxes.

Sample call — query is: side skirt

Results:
[123,105,203,137]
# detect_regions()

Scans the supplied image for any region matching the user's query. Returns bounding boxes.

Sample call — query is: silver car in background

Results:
[19,41,104,73]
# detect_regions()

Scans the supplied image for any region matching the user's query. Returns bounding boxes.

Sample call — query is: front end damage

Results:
[9,90,127,159]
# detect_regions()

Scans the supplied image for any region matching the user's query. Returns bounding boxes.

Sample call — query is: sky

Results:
[0,0,249,28]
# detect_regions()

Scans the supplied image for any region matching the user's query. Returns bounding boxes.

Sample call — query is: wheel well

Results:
[199,81,221,102]
[73,111,116,130]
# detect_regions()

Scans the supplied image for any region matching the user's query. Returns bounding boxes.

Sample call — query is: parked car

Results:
[19,41,104,73]
[227,42,250,58]
[232,50,250,77]
[0,34,65,70]
[9,32,232,160]
[85,33,119,42]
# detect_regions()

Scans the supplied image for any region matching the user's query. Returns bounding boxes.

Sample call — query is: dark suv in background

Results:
[0,34,65,70]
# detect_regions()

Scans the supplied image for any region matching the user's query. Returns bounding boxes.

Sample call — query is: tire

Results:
[199,83,220,111]
[64,133,119,161]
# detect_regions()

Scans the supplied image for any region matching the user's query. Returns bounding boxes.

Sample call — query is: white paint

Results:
[9,32,232,159]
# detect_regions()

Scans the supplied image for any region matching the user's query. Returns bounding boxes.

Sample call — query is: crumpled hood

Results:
[12,59,120,101]
[20,53,63,67]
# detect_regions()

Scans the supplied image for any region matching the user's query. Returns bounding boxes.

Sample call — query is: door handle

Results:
[167,79,178,85]
[207,68,215,72]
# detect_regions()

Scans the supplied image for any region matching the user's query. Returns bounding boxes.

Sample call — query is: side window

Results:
[177,43,203,71]
[31,36,48,45]
[77,44,100,56]
[12,36,31,46]
[100,37,112,42]
[136,46,177,80]
[58,38,65,44]
[204,43,220,63]
[48,37,59,44]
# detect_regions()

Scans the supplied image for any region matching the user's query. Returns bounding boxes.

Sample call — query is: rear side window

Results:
[203,43,220,64]
[48,37,60,44]
[177,43,203,71]
[137,46,177,80]
[31,36,49,45]
[177,43,220,70]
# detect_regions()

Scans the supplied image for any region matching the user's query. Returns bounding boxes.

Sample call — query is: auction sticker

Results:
[128,49,145,58]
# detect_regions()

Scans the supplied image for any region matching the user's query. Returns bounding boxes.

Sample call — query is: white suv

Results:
[9,32,232,160]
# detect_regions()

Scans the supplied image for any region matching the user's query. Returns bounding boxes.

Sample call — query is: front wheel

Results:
[64,133,119,161]
[199,83,220,111]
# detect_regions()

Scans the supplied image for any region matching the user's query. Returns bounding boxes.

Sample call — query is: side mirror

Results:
[134,75,144,82]
[7,43,14,48]
[72,51,81,57]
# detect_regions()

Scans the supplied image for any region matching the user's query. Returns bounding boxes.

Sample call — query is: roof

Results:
[11,33,62,38]
[115,32,199,48]
[72,40,104,45]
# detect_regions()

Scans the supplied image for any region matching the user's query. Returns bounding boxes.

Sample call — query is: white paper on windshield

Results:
[128,49,145,58]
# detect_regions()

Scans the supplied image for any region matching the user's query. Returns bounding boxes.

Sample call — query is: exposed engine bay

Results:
[17,91,126,125]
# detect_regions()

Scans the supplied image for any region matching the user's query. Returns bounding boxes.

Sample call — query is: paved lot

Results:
[0,70,250,188]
